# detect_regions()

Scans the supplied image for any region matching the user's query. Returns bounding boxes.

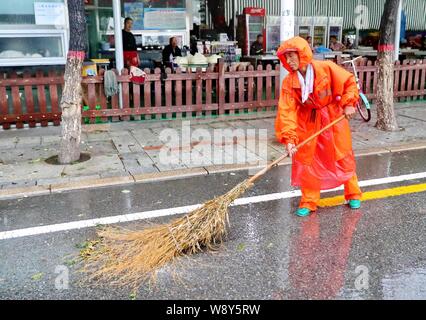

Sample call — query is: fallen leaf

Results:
[78,240,100,259]
[64,259,76,267]
[31,272,44,281]
[237,243,246,252]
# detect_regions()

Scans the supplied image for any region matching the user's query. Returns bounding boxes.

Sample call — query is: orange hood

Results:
[277,37,313,73]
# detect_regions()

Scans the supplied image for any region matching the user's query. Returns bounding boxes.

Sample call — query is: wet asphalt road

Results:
[0,149,426,300]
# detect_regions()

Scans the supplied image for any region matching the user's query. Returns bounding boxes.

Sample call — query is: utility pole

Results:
[112,0,123,109]
[394,0,402,61]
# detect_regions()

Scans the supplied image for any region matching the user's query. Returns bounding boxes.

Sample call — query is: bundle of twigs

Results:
[80,115,345,288]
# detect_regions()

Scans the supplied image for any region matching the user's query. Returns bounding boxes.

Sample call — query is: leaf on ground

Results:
[77,240,101,259]
[237,243,246,252]
[129,292,137,300]
[31,272,44,281]
[75,240,93,249]
[64,259,76,267]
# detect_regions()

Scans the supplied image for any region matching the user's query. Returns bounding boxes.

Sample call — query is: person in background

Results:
[162,37,182,66]
[250,34,264,55]
[344,37,353,50]
[306,36,314,51]
[329,35,346,51]
[189,36,199,56]
[407,35,423,49]
[122,17,140,67]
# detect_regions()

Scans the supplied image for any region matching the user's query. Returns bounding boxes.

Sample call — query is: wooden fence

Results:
[1,59,425,129]
[345,58,426,103]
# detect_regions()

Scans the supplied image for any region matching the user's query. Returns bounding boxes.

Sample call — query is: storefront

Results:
[0,0,69,67]
[0,0,195,69]
[84,0,193,63]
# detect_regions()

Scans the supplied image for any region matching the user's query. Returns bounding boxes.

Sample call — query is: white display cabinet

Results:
[296,17,313,40]
[313,17,328,47]
[266,16,280,52]
[328,17,344,47]
[0,29,67,66]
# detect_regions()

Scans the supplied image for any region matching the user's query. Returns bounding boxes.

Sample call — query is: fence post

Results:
[218,58,226,115]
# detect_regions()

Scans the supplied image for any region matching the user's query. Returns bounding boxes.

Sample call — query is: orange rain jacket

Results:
[275,37,360,190]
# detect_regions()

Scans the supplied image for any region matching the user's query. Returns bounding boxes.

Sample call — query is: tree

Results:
[58,0,87,164]
[376,0,400,131]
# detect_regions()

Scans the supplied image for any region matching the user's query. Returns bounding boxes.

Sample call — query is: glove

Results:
[286,143,297,157]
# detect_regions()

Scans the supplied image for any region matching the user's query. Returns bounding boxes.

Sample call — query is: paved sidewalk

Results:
[1,102,426,199]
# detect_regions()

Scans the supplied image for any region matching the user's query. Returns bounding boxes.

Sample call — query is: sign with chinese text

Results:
[144,8,186,30]
[34,2,66,26]
[124,2,144,30]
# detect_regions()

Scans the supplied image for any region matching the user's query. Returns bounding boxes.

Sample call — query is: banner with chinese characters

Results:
[34,2,66,26]
[124,2,144,30]
[143,8,186,30]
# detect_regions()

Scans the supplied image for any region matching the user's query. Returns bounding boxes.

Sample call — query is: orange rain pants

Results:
[300,174,362,211]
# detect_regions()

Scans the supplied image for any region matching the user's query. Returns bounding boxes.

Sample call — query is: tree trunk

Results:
[376,0,400,131]
[58,0,87,164]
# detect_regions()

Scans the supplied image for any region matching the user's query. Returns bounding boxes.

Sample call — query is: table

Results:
[414,51,426,58]
[91,59,110,71]
[177,64,209,72]
[242,55,279,68]
[344,49,378,57]
[344,49,421,58]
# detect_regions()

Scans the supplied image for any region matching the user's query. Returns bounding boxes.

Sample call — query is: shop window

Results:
[0,36,63,59]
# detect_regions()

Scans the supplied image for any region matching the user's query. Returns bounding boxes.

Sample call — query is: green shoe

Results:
[296,208,312,217]
[349,199,361,209]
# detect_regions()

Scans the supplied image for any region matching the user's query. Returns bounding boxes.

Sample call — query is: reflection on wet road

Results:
[0,149,425,299]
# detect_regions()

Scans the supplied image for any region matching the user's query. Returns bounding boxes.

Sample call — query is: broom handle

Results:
[248,114,346,184]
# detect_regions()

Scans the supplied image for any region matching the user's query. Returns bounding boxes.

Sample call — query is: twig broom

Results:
[80,115,346,288]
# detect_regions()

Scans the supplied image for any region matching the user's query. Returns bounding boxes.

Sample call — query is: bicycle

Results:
[342,56,372,122]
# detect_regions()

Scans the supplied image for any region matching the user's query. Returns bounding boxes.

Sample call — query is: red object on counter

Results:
[243,7,266,16]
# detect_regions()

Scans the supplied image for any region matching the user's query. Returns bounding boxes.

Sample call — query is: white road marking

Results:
[1,171,426,241]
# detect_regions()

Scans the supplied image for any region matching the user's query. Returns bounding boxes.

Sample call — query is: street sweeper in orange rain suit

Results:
[275,37,362,217]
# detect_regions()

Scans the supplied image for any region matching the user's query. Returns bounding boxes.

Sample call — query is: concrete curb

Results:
[1,140,426,200]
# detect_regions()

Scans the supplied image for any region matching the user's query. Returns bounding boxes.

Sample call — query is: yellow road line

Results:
[319,183,426,207]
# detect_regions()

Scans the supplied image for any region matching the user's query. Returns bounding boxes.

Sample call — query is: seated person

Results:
[250,34,264,55]
[329,35,346,51]
[407,35,423,49]
[162,37,182,66]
